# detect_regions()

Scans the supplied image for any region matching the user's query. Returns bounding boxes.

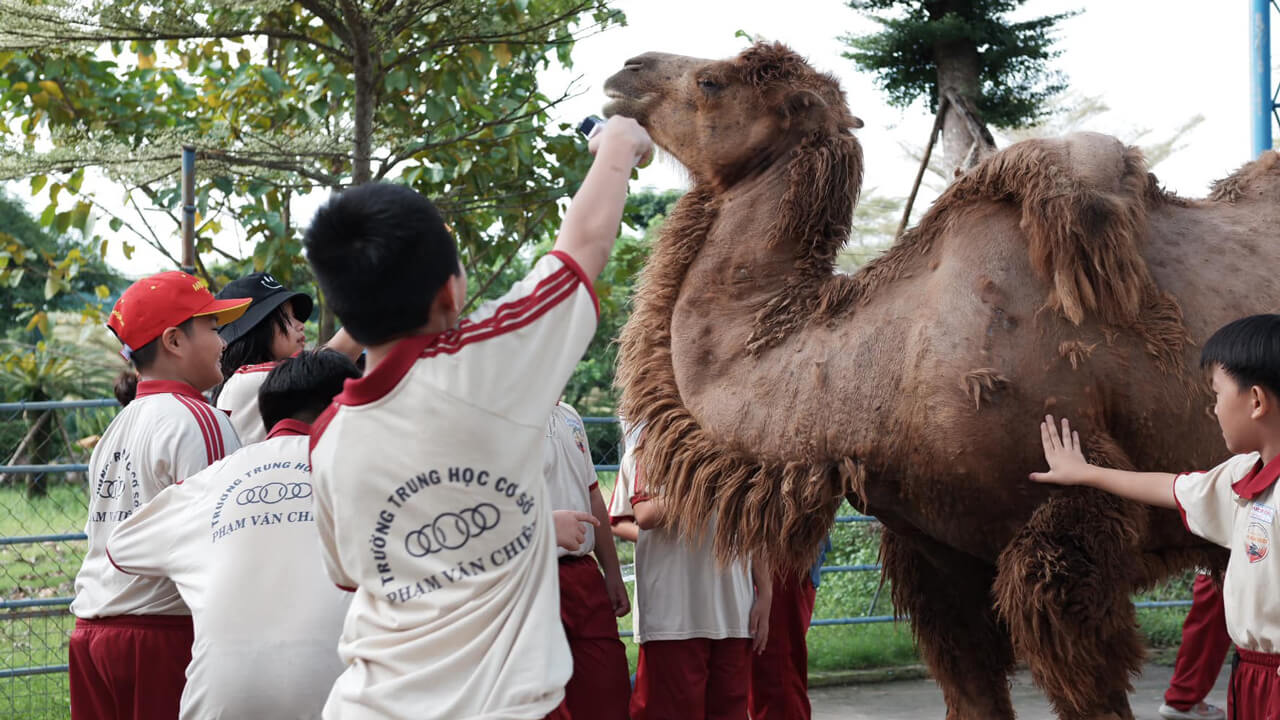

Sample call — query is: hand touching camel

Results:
[1030,415,1092,486]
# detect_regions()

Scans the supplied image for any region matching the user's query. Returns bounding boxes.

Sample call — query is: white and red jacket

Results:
[107,419,349,720]
[310,252,598,720]
[215,362,276,445]
[71,380,240,619]
[545,402,598,559]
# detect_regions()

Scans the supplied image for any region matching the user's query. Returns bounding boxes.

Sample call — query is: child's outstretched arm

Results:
[1030,415,1177,509]
[553,116,653,280]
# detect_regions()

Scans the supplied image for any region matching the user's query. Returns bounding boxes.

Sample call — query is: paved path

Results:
[810,662,1229,719]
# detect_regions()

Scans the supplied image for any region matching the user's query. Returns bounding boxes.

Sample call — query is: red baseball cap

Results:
[107,271,252,359]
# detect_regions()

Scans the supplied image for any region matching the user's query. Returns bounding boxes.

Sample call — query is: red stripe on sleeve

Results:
[1173,474,1192,532]
[547,250,599,319]
[174,395,215,466]
[105,547,134,576]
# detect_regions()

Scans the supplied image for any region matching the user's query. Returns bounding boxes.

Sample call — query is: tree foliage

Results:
[0,191,127,339]
[842,0,1071,129]
[0,0,623,332]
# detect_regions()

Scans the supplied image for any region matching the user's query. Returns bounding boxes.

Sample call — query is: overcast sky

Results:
[95,0,1260,274]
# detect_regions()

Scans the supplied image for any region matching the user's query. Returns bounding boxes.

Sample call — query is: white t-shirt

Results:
[1174,452,1280,652]
[215,362,275,445]
[544,402,597,559]
[606,423,641,525]
[310,252,599,720]
[72,380,240,619]
[618,426,756,643]
[106,420,350,720]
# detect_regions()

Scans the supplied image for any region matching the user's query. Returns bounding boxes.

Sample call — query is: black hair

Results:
[210,303,293,403]
[128,318,196,373]
[303,182,459,346]
[113,369,139,407]
[1200,314,1280,399]
[257,349,360,433]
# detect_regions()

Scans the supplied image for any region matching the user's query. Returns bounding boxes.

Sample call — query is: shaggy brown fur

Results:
[604,42,1276,719]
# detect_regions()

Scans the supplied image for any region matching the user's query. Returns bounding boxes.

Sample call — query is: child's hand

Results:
[748,592,772,655]
[589,116,653,168]
[553,510,599,551]
[604,571,630,617]
[1029,415,1092,486]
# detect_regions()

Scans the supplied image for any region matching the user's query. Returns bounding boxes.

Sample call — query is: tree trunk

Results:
[934,38,982,179]
[345,4,375,185]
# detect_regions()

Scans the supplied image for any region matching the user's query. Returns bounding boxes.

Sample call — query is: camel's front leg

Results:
[880,528,1016,720]
[994,489,1144,720]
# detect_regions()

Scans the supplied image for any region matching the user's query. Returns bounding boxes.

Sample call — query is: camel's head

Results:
[603,42,863,189]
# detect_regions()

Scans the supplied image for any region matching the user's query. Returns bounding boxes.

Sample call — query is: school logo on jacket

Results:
[1246,522,1270,564]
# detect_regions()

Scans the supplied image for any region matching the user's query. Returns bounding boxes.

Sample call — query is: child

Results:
[69,271,249,720]
[1158,575,1230,720]
[545,401,631,718]
[620,425,773,720]
[213,272,360,444]
[105,350,360,719]
[303,117,651,719]
[608,422,641,543]
[749,537,830,720]
[1032,314,1280,720]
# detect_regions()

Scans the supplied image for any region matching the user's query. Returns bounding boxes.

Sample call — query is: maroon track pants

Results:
[68,615,193,720]
[749,570,817,720]
[631,638,751,720]
[558,555,630,719]
[1165,574,1233,711]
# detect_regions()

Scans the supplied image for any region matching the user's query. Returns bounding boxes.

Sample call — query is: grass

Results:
[0,477,1202,718]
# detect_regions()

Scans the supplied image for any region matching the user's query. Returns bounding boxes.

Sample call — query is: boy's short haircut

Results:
[303,183,459,346]
[258,350,361,431]
[1200,313,1280,398]
[129,318,195,372]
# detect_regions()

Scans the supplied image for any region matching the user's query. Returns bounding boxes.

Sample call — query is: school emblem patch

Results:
[1246,522,1270,564]
[571,423,588,455]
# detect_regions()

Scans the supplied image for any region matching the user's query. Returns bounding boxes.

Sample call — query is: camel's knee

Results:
[994,494,1144,719]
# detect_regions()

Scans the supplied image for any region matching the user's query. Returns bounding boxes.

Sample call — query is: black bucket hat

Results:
[214,273,314,346]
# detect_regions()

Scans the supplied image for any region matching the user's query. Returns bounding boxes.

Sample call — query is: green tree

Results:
[0,0,622,336]
[0,191,127,339]
[842,0,1072,175]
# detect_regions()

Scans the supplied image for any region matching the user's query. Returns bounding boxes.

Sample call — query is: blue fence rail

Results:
[0,399,1195,716]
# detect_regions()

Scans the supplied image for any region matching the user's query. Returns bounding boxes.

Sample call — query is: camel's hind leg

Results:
[880,529,1016,720]
[995,491,1144,720]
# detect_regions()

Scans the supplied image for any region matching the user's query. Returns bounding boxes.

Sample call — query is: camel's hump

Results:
[1022,132,1134,196]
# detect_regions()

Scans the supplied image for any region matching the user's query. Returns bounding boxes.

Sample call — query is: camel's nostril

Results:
[624,61,644,72]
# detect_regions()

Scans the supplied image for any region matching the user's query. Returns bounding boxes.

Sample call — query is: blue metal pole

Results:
[181,145,196,274]
[1251,0,1273,156]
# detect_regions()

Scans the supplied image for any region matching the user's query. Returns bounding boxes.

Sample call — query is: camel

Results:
[605,42,1280,720]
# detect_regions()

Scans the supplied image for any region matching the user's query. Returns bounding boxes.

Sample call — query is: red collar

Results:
[1232,454,1280,500]
[336,333,435,406]
[134,380,208,404]
[267,419,312,439]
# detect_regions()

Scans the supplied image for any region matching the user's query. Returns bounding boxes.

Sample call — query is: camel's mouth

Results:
[601,73,652,124]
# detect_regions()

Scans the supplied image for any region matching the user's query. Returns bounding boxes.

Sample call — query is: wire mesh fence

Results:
[1,399,117,720]
[0,399,1198,719]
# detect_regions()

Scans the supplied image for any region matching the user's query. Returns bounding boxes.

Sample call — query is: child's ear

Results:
[1250,384,1274,420]
[160,326,184,354]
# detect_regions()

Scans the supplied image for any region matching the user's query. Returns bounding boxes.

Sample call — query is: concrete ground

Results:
[810,662,1230,719]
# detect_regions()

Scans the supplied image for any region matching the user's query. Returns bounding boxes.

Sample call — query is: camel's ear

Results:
[849,115,865,129]
[780,89,827,128]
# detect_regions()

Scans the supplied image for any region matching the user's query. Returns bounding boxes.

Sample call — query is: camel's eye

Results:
[697,77,723,95]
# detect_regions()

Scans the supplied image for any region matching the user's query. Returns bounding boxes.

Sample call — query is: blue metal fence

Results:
[0,399,1193,717]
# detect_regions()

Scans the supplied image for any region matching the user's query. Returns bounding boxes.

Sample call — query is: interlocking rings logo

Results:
[96,479,124,499]
[236,482,312,505]
[404,503,501,557]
